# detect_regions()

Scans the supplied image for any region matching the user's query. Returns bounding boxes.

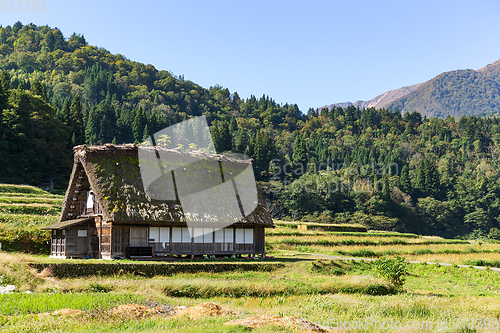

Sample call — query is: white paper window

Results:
[225,228,233,243]
[193,228,204,243]
[244,228,253,244]
[181,228,191,243]
[78,230,88,237]
[159,227,170,243]
[235,229,245,244]
[215,229,224,242]
[172,227,182,242]
[150,227,159,241]
[204,228,213,243]
[150,227,170,243]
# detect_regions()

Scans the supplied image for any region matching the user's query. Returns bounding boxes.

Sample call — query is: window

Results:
[86,191,94,209]
[204,228,213,243]
[182,228,191,243]
[78,230,87,237]
[150,227,170,243]
[172,227,192,243]
[194,228,214,243]
[235,229,253,244]
[215,228,233,243]
[172,227,182,242]
[244,228,253,244]
[225,228,233,243]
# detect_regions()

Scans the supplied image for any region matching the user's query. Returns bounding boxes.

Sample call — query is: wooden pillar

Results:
[98,217,102,259]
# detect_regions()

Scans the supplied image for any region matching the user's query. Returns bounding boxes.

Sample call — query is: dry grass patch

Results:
[175,302,237,319]
[225,314,333,332]
[0,252,45,291]
[406,252,500,264]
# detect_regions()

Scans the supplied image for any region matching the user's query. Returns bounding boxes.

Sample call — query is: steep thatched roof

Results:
[60,144,273,227]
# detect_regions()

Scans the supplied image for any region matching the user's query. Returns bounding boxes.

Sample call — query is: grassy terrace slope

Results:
[0,184,61,253]
[268,225,500,266]
[0,184,500,331]
[2,251,500,332]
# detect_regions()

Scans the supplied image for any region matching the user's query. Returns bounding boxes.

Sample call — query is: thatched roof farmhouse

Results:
[43,144,273,259]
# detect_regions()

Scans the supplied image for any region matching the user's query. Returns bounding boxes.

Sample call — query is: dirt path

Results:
[278,250,500,272]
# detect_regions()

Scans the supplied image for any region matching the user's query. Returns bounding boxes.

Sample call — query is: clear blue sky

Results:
[4,0,500,111]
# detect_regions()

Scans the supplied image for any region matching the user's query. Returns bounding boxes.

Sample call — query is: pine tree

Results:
[253,129,276,179]
[211,120,232,153]
[0,81,7,112]
[424,159,440,197]
[292,133,308,174]
[132,107,146,143]
[400,165,411,194]
[414,158,440,197]
[1,71,10,94]
[245,135,255,158]
[85,106,99,145]
[30,80,43,97]
[414,159,426,197]
[69,94,85,145]
[59,99,71,125]
[235,131,247,154]
[229,117,238,135]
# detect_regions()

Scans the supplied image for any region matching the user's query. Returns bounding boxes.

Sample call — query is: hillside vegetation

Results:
[3,22,500,238]
[0,184,60,253]
[387,61,500,117]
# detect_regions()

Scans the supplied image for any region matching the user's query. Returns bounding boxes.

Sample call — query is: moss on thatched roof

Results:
[62,144,273,227]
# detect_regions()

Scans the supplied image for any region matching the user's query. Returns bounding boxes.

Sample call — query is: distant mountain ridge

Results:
[321,59,500,118]
[321,83,423,111]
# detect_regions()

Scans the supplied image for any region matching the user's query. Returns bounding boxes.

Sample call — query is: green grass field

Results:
[0,185,61,253]
[1,184,500,332]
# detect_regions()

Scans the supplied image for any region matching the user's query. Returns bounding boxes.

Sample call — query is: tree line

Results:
[3,22,500,238]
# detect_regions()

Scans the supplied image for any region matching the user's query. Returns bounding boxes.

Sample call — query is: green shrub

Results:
[310,259,345,276]
[339,249,379,257]
[375,256,408,289]
[87,283,112,293]
[489,227,500,240]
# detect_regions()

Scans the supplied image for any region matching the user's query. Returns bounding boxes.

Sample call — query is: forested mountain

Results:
[324,59,500,118]
[3,22,500,239]
[322,83,422,111]
[387,61,500,118]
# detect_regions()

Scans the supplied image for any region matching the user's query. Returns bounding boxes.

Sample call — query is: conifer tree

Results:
[59,99,71,125]
[211,120,232,153]
[30,80,43,97]
[229,117,238,135]
[414,159,426,197]
[1,71,10,94]
[292,133,308,173]
[70,94,85,145]
[235,131,247,154]
[400,165,411,194]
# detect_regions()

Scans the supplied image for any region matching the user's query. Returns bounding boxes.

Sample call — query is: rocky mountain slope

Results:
[323,59,500,118]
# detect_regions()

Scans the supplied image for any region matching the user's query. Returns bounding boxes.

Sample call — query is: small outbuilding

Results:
[42,144,273,259]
